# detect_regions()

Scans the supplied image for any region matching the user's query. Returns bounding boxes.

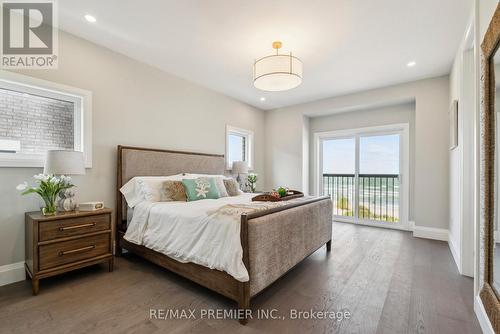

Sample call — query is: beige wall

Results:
[479,0,498,39]
[0,31,265,267]
[309,103,416,220]
[265,76,450,229]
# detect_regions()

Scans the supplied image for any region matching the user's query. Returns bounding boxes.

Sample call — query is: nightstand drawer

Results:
[39,214,110,241]
[39,233,110,271]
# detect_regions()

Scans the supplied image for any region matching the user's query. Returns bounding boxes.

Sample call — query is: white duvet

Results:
[124,193,259,282]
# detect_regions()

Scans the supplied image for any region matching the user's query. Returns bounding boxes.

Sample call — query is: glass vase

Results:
[41,201,57,216]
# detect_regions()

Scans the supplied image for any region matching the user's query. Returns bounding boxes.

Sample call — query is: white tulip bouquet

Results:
[17,174,74,215]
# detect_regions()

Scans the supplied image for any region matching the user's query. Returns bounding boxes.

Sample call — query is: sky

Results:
[323,134,400,175]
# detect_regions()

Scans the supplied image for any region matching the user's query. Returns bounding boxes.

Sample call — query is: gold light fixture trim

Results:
[253,41,303,92]
[272,41,282,50]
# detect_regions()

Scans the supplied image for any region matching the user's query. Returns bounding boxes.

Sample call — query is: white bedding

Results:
[124,193,259,282]
[126,206,134,225]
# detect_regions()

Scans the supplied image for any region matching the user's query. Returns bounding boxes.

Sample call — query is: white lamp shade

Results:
[232,161,249,174]
[254,54,303,91]
[44,150,85,175]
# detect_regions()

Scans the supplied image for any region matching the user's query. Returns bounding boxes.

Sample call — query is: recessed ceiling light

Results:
[84,14,96,23]
[407,61,416,67]
[260,97,266,102]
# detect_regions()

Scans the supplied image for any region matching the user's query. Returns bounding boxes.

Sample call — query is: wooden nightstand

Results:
[25,208,114,295]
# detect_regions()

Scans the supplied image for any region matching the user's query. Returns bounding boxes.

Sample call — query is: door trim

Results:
[313,123,410,230]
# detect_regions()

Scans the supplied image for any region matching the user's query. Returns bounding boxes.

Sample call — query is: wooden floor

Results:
[0,222,481,334]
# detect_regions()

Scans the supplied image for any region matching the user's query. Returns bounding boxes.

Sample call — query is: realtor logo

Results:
[1,0,58,68]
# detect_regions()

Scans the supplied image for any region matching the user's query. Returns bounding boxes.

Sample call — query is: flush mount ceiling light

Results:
[254,41,303,91]
[407,61,416,67]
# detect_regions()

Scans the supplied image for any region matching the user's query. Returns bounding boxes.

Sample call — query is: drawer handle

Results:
[59,222,96,231]
[58,245,95,256]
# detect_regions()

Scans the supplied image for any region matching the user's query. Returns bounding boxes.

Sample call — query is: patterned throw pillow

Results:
[160,180,187,202]
[223,178,241,196]
[182,174,228,197]
[182,177,220,201]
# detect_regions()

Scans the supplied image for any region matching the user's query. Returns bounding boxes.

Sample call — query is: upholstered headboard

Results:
[116,145,225,229]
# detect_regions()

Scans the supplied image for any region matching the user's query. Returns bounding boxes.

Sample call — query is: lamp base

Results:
[237,173,247,189]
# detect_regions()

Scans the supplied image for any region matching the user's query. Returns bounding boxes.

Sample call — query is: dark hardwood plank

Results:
[375,230,414,334]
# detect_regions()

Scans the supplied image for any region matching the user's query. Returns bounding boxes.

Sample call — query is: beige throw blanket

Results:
[207,196,312,219]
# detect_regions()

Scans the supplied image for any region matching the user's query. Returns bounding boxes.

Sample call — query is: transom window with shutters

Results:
[0,72,92,167]
[226,125,253,170]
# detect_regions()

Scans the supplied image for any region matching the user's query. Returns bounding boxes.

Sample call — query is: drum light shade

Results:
[44,150,85,175]
[232,161,249,175]
[254,41,303,91]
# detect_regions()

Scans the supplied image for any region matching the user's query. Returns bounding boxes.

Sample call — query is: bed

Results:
[115,145,333,324]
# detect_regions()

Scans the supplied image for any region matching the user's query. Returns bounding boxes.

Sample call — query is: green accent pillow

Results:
[182,177,220,201]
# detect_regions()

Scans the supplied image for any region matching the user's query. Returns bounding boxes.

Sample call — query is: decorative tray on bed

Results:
[252,190,304,202]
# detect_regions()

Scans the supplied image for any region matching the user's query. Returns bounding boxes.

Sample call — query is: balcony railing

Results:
[322,173,399,223]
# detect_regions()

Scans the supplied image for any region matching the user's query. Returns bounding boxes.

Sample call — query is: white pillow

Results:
[120,174,184,207]
[119,178,142,208]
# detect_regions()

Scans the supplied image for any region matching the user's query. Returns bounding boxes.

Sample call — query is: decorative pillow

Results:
[223,178,241,196]
[182,177,220,201]
[183,173,228,197]
[160,180,187,202]
[214,176,229,197]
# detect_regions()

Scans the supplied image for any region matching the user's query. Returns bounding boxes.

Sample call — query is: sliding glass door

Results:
[358,134,400,223]
[318,125,408,229]
[322,137,356,217]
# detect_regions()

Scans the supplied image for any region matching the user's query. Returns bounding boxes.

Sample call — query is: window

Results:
[0,72,92,167]
[226,125,253,170]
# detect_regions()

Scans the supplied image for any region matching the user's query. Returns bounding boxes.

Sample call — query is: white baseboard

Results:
[408,220,415,231]
[412,224,466,277]
[413,225,449,241]
[448,235,461,273]
[475,294,494,334]
[0,261,26,286]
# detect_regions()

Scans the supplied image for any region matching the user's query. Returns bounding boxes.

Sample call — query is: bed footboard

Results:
[237,196,332,323]
[247,196,332,296]
[238,196,333,324]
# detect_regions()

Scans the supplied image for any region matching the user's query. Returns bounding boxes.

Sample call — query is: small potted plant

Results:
[276,186,288,198]
[16,174,74,216]
[246,173,258,193]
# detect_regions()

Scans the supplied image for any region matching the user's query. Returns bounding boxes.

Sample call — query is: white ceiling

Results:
[58,0,473,110]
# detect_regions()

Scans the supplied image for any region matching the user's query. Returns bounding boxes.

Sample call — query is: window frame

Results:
[225,125,253,170]
[0,71,92,168]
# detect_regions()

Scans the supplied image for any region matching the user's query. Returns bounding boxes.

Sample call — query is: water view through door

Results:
[322,132,401,225]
